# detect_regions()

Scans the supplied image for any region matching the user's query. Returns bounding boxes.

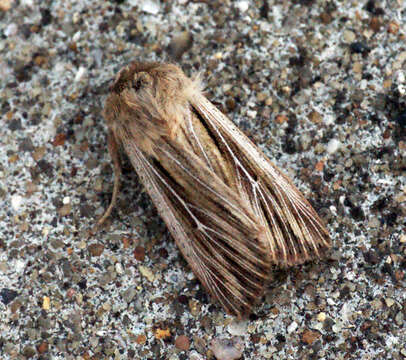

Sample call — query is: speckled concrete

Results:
[0,0,405,359]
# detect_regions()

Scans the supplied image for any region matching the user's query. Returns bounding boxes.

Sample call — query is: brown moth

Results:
[100,61,331,318]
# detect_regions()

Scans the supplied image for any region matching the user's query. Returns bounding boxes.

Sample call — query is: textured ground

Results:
[0,0,405,359]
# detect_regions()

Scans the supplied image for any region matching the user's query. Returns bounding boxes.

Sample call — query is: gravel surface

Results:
[1,0,405,359]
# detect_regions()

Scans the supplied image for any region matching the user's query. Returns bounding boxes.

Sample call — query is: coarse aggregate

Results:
[0,0,405,359]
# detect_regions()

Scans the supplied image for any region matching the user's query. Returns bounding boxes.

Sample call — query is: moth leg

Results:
[97,131,122,227]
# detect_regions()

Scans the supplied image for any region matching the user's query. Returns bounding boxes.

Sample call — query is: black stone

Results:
[394,111,406,128]
[0,288,18,305]
[8,119,22,131]
[350,42,370,55]
[40,8,52,26]
[37,159,53,177]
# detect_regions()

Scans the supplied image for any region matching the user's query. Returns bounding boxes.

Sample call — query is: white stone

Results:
[235,1,249,12]
[74,66,87,82]
[11,195,23,211]
[247,110,257,118]
[228,320,248,336]
[327,139,341,154]
[138,0,160,15]
[115,262,124,275]
[139,265,155,282]
[287,321,298,333]
[5,23,18,37]
[327,298,336,306]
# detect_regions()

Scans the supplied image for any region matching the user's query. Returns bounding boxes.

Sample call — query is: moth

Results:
[100,61,331,318]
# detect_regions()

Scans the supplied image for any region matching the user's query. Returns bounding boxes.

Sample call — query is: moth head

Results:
[109,62,159,94]
[104,62,200,155]
[132,71,152,92]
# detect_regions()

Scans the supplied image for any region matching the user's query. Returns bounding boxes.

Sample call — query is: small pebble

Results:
[332,322,342,333]
[395,312,404,326]
[11,195,23,211]
[175,335,190,351]
[74,66,87,82]
[4,23,18,36]
[235,1,249,12]
[327,139,341,154]
[154,328,171,340]
[22,346,36,358]
[52,133,66,146]
[88,243,104,257]
[368,217,380,228]
[301,329,321,345]
[139,265,155,282]
[228,320,248,336]
[58,204,71,217]
[36,341,48,354]
[134,246,146,261]
[309,110,322,124]
[139,0,160,15]
[42,296,50,310]
[121,287,137,303]
[115,262,124,275]
[287,321,298,333]
[0,0,12,11]
[0,288,18,305]
[168,31,193,60]
[327,297,336,306]
[210,337,244,360]
[190,351,204,360]
[136,334,147,344]
[317,312,326,322]
[343,30,356,43]
[193,336,206,354]
[275,114,288,124]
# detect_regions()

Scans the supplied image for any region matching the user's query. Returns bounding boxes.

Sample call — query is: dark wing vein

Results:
[120,133,271,317]
[191,93,331,266]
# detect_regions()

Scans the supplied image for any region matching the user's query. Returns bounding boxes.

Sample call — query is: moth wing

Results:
[191,93,331,266]
[122,138,271,317]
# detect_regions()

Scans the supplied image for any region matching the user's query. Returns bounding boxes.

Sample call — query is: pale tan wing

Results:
[190,93,331,266]
[120,135,271,317]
